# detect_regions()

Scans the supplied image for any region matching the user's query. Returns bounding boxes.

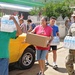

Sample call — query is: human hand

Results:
[47,42,50,47]
[47,40,52,47]
[9,15,15,20]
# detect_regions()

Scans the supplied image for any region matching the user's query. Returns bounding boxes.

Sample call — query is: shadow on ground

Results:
[9,63,48,75]
[47,64,67,73]
[57,67,67,73]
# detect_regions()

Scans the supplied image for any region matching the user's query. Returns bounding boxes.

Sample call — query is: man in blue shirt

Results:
[46,17,59,69]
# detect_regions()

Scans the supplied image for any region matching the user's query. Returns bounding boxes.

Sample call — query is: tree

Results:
[64,0,75,7]
[29,7,38,15]
[29,1,73,19]
[42,2,73,19]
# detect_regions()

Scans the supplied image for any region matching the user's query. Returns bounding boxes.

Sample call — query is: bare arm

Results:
[49,31,53,43]
[57,32,59,37]
[30,28,35,34]
[27,25,32,32]
[47,31,53,46]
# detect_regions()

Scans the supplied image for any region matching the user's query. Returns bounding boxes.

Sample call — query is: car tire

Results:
[18,48,35,69]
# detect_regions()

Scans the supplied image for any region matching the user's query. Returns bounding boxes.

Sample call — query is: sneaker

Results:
[45,62,49,65]
[40,72,45,75]
[37,71,45,75]
[53,65,58,69]
[37,71,42,75]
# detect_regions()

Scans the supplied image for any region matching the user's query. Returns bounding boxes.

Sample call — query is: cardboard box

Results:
[25,33,51,47]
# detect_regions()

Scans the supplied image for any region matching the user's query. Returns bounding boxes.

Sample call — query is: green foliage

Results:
[29,7,42,15]
[29,1,73,19]
[42,2,73,19]
[0,12,3,17]
[42,3,60,18]
[64,0,75,6]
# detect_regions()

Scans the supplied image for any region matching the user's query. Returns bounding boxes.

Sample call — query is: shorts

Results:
[36,50,48,60]
[0,58,9,75]
[50,46,57,50]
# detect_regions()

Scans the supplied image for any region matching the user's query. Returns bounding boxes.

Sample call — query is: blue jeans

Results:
[0,58,9,75]
[36,50,48,60]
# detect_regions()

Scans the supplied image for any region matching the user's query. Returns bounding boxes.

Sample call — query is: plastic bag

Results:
[64,36,75,49]
[1,15,19,32]
[50,36,60,46]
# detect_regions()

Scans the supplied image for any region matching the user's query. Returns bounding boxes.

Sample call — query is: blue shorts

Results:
[36,50,48,60]
[0,58,9,75]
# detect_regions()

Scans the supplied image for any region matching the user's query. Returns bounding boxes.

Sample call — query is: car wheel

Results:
[18,48,35,69]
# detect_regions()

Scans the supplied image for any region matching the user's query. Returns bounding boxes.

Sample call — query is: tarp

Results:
[0,0,44,7]
[0,3,33,12]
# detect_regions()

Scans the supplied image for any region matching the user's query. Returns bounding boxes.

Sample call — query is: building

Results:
[0,0,44,19]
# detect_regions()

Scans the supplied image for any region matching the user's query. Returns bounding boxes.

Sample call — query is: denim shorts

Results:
[0,58,9,75]
[36,50,48,60]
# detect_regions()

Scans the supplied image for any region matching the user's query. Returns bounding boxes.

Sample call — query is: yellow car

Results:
[9,33,36,69]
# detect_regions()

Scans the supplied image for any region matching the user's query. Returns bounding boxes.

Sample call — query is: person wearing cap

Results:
[65,12,75,75]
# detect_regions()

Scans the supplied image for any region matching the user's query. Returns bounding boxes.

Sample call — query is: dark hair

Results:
[41,17,48,22]
[27,19,32,23]
[50,16,56,20]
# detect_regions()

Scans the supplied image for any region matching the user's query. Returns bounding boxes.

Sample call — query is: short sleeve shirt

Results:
[33,25,52,50]
[48,24,59,36]
[20,23,27,33]
[31,23,36,29]
[0,31,16,58]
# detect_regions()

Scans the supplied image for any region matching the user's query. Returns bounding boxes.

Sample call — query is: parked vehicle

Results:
[9,33,36,69]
